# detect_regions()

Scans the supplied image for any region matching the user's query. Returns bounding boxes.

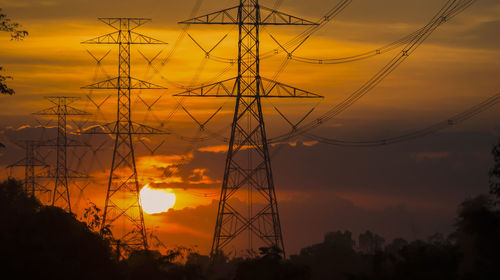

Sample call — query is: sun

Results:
[139,185,176,214]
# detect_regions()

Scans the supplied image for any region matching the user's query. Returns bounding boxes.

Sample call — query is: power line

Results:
[270,0,477,144]
[306,91,500,147]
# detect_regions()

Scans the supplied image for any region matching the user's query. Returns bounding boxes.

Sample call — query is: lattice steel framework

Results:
[7,140,50,198]
[34,96,90,212]
[82,18,167,251]
[176,0,322,258]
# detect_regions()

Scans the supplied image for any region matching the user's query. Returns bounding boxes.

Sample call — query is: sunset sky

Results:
[0,0,499,255]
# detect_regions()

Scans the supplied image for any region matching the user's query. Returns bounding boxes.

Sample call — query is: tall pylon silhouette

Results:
[176,0,322,258]
[82,18,167,252]
[34,96,90,213]
[7,140,50,200]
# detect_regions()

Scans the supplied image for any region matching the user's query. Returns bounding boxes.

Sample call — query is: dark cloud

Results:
[1,0,235,23]
[271,131,494,200]
[4,0,498,27]
[434,20,500,49]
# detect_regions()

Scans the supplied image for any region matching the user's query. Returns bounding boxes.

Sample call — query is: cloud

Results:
[198,140,319,153]
[276,140,319,147]
[0,0,33,8]
[151,199,218,250]
[10,124,32,130]
[155,222,209,238]
[3,0,58,7]
[136,154,192,184]
[188,168,219,185]
[197,145,227,153]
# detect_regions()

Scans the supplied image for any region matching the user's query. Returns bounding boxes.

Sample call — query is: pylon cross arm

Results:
[260,77,324,98]
[179,5,318,26]
[82,31,120,44]
[130,32,167,44]
[45,96,80,105]
[179,6,240,25]
[81,77,167,90]
[82,121,168,135]
[64,107,91,116]
[82,31,166,45]
[130,121,170,135]
[34,106,90,116]
[260,6,319,25]
[33,107,58,115]
[174,76,323,98]
[174,77,237,97]
[98,18,152,31]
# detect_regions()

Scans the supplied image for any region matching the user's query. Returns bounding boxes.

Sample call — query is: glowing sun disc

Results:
[139,185,176,214]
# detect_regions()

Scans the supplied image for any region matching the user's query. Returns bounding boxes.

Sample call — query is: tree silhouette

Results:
[233,246,309,280]
[0,179,120,280]
[490,140,500,203]
[455,195,500,279]
[358,230,385,254]
[385,237,408,256]
[290,231,362,280]
[0,8,27,95]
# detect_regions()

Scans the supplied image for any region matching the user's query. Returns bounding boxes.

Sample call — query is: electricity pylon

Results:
[82,18,167,251]
[34,96,90,213]
[7,140,50,200]
[176,0,322,258]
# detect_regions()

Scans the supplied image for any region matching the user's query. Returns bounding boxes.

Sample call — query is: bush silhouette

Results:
[0,179,119,280]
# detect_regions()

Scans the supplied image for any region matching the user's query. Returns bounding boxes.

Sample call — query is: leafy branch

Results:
[0,8,28,95]
[0,8,28,40]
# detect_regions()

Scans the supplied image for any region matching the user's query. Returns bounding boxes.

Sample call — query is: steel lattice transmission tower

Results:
[176,0,322,257]
[34,96,90,213]
[7,140,50,199]
[82,18,167,251]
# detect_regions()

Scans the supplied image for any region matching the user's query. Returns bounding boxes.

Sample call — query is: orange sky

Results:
[1,0,499,255]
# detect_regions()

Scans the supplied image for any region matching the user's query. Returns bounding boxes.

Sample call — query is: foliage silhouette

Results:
[0,179,119,280]
[0,8,27,95]
[455,195,500,279]
[358,230,385,254]
[232,246,309,280]
[290,231,363,279]
[489,140,500,202]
